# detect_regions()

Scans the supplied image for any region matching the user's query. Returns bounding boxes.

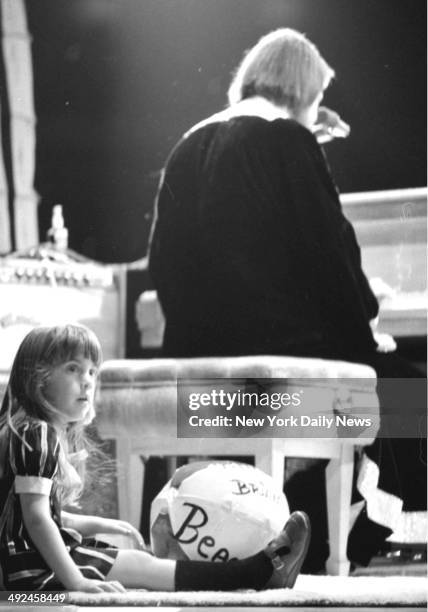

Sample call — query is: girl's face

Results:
[43,353,98,424]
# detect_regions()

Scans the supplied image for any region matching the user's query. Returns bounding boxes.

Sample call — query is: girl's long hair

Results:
[0,324,103,507]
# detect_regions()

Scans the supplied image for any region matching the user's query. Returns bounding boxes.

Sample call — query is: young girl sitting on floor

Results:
[0,324,310,593]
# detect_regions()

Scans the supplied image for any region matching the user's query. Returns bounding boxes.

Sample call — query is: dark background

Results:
[26,0,426,263]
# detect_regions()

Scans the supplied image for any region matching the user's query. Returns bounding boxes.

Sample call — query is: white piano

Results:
[342,187,427,339]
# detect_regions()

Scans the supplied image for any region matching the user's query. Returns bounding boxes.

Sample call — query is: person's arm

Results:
[62,511,145,548]
[21,493,124,592]
[277,122,379,353]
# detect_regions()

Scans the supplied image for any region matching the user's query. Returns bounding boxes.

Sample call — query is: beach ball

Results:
[150,461,289,561]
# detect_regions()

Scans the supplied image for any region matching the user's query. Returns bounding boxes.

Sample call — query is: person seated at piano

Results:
[148,28,425,571]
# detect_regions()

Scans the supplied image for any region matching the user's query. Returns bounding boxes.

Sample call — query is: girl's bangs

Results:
[53,325,102,367]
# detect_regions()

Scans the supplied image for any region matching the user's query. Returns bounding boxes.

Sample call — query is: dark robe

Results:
[148,117,378,358]
[148,115,425,568]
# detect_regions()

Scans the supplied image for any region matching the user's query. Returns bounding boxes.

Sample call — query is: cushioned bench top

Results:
[100,356,376,388]
[95,356,380,462]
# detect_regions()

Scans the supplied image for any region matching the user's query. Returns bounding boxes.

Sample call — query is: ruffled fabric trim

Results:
[356,453,403,531]
[387,511,427,543]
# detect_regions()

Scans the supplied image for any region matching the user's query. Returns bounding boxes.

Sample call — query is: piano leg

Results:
[325,445,354,575]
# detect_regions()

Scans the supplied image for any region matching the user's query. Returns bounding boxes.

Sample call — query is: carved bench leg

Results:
[325,445,353,575]
[116,440,145,529]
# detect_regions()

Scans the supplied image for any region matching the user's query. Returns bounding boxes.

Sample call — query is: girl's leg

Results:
[106,547,272,591]
[106,550,176,590]
[106,511,310,591]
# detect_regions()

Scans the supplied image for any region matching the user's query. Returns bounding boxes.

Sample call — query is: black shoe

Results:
[264,511,311,589]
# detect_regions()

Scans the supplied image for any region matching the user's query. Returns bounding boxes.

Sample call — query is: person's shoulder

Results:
[164,115,234,168]
[180,113,317,142]
[10,420,61,479]
[231,116,319,150]
[272,119,326,168]
[183,113,277,140]
[18,418,55,433]
[13,419,60,450]
[272,118,318,145]
[166,115,319,163]
[184,110,227,137]
[164,120,218,162]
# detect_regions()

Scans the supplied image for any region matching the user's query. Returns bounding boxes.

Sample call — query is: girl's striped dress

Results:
[0,421,118,590]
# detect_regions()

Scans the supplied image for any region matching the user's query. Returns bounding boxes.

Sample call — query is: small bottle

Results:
[47,204,68,251]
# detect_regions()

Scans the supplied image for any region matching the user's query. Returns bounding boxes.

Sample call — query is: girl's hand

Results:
[96,518,146,550]
[71,577,126,593]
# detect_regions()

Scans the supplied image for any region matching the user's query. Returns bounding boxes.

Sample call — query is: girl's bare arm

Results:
[20,493,125,592]
[61,510,100,536]
[62,511,145,548]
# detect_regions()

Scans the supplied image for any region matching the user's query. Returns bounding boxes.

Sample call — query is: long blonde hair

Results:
[0,324,102,507]
[228,28,335,113]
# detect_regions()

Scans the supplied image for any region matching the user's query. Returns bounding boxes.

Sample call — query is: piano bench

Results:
[96,355,378,576]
